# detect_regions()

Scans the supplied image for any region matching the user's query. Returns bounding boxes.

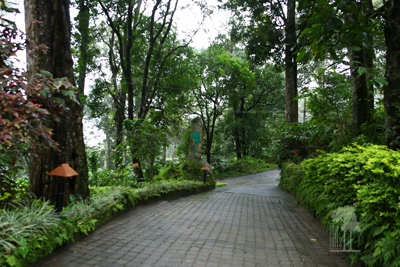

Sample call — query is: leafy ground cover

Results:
[0,180,214,267]
[213,157,278,179]
[215,182,228,188]
[280,144,400,266]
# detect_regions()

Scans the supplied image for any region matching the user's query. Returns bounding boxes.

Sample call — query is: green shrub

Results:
[154,159,216,187]
[211,158,229,174]
[154,162,183,181]
[279,162,303,196]
[92,169,118,186]
[93,168,140,187]
[293,144,400,266]
[0,177,29,209]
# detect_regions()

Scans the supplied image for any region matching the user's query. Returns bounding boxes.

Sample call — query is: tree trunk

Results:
[162,145,167,161]
[285,0,298,124]
[172,139,177,162]
[77,0,90,94]
[234,130,242,159]
[241,127,247,157]
[114,97,125,168]
[365,47,374,112]
[25,0,89,202]
[384,1,400,149]
[104,132,113,169]
[232,108,242,159]
[346,1,374,136]
[206,136,212,164]
[349,48,370,135]
[107,32,125,168]
[365,0,375,112]
[239,98,247,157]
[203,117,214,164]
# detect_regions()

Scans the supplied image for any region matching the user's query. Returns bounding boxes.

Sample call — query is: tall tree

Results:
[96,0,207,177]
[297,0,379,135]
[285,0,298,124]
[232,64,285,158]
[383,0,400,149]
[222,0,298,124]
[189,46,233,163]
[76,0,90,94]
[73,0,100,95]
[0,4,79,206]
[98,0,139,121]
[98,0,193,120]
[25,0,89,200]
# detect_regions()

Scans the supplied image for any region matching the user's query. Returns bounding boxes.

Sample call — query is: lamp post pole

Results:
[201,165,210,183]
[48,163,79,213]
[55,177,67,213]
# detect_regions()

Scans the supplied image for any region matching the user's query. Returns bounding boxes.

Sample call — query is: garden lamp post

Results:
[48,163,78,213]
[201,165,210,183]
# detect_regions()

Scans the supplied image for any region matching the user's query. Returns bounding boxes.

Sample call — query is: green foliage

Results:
[0,4,80,207]
[88,150,99,186]
[275,122,313,166]
[275,67,356,166]
[155,159,216,187]
[92,169,118,186]
[176,127,191,160]
[0,200,59,266]
[279,162,303,196]
[215,182,227,188]
[281,144,400,266]
[0,176,29,209]
[154,162,182,181]
[222,0,286,65]
[92,167,140,188]
[297,0,380,63]
[214,157,278,178]
[303,68,352,119]
[123,119,169,181]
[215,62,285,160]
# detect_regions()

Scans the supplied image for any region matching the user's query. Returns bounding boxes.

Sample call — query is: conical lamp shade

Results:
[201,165,210,171]
[48,163,78,177]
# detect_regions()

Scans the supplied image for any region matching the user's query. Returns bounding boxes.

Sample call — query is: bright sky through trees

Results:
[175,0,231,49]
[6,0,230,147]
[8,0,230,62]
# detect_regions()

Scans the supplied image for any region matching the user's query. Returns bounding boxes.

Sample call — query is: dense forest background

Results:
[1,0,400,203]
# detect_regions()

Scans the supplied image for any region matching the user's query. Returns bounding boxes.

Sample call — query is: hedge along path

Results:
[34,170,347,267]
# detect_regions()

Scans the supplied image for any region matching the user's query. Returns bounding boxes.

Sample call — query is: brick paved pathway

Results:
[34,170,348,266]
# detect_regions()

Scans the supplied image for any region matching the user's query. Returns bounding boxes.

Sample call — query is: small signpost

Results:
[48,163,78,213]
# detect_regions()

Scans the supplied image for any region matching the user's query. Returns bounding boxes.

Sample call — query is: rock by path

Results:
[34,170,348,266]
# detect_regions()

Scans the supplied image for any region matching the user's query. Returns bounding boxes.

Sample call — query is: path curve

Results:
[35,170,348,267]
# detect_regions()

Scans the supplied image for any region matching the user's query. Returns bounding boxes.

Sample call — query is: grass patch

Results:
[215,182,228,188]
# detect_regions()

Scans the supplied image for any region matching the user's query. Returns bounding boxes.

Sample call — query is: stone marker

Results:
[189,121,203,159]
